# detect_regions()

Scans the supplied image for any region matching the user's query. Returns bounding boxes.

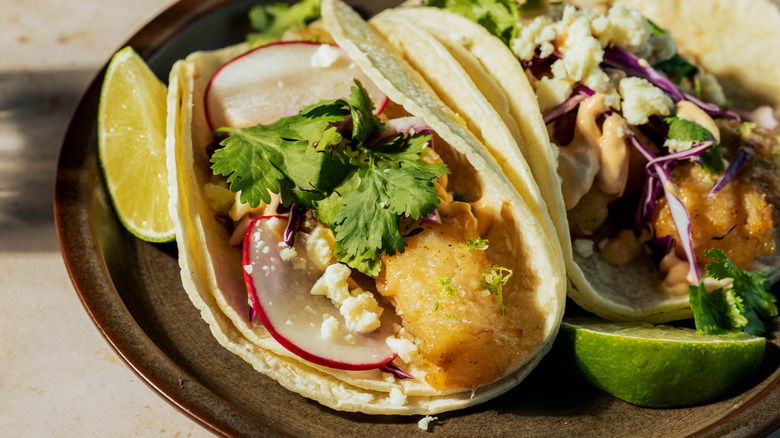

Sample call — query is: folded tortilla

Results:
[165,0,565,415]
[371,1,780,322]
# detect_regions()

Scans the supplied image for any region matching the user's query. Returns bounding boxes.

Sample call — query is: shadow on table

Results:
[0,68,95,253]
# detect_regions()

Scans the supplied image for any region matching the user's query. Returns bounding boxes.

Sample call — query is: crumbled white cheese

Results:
[663,138,694,154]
[320,314,340,340]
[340,291,383,333]
[573,239,595,258]
[306,225,335,270]
[511,15,555,61]
[618,77,673,125]
[310,263,352,304]
[535,76,575,111]
[385,335,418,364]
[698,72,728,108]
[279,246,298,262]
[388,388,407,406]
[243,264,253,275]
[310,44,341,69]
[266,216,286,233]
[591,3,651,54]
[417,416,437,431]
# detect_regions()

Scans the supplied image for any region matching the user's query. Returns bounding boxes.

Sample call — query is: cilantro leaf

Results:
[212,81,449,276]
[665,116,724,173]
[688,248,777,336]
[425,0,519,47]
[247,0,322,48]
[211,108,350,209]
[654,54,699,85]
[330,153,447,276]
[347,80,384,143]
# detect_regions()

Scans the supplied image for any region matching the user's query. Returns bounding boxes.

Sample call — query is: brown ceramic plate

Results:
[55,0,780,436]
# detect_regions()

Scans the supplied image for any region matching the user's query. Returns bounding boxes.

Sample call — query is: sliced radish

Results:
[206,41,389,130]
[242,216,396,370]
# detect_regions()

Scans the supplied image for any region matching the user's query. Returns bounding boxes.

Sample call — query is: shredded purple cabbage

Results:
[367,116,432,148]
[423,208,441,225]
[645,140,713,171]
[707,147,753,198]
[602,46,683,101]
[283,205,304,247]
[379,362,413,379]
[602,46,739,121]
[628,133,701,284]
[543,87,595,125]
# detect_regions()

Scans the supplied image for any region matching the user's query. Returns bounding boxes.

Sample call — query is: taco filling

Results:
[508,3,780,321]
[167,1,565,403]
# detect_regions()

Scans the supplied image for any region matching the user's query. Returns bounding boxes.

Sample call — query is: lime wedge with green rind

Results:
[560,318,765,408]
[98,46,174,242]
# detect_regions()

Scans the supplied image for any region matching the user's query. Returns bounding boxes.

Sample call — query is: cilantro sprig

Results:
[211,80,448,276]
[665,116,724,174]
[688,249,778,336]
[424,0,519,47]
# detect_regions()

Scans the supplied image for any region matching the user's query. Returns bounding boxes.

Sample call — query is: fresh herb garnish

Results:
[665,116,724,173]
[480,265,513,316]
[247,0,322,48]
[654,54,699,85]
[466,237,489,250]
[211,80,448,276]
[438,277,456,297]
[424,0,519,47]
[689,249,778,335]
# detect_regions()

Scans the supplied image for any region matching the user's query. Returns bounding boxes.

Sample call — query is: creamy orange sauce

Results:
[557,94,631,209]
[675,101,721,143]
[658,250,690,295]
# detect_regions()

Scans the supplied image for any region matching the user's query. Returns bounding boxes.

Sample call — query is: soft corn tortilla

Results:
[165,0,565,415]
[380,1,780,322]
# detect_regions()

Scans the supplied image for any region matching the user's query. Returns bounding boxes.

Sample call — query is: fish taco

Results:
[165,0,565,415]
[375,0,780,329]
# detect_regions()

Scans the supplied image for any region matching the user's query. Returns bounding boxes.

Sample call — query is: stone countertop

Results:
[0,0,210,436]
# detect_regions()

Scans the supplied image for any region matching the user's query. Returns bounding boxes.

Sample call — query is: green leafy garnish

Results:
[665,116,724,173]
[688,249,778,335]
[211,81,448,276]
[480,265,513,316]
[438,277,456,297]
[424,0,519,47]
[654,54,699,85]
[466,237,489,250]
[247,0,322,47]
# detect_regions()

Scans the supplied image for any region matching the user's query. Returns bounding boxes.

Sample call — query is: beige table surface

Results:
[0,0,212,436]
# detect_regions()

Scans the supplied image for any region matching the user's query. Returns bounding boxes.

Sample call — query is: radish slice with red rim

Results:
[242,216,397,370]
[205,41,389,130]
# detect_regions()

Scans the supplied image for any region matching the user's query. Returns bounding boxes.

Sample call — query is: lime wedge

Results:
[97,46,174,242]
[560,318,765,408]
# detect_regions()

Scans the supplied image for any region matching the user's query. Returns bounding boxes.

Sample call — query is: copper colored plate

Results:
[54,0,780,436]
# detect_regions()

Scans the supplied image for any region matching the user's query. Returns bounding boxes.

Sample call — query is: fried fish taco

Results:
[165,0,565,415]
[374,0,780,330]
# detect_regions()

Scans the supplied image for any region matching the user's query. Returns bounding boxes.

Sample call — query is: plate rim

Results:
[53,0,780,436]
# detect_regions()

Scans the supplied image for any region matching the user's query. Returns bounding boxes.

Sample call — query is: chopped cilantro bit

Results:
[688,249,777,335]
[466,237,489,250]
[654,54,699,85]
[211,81,448,276]
[433,301,439,312]
[424,0,519,47]
[247,0,322,47]
[445,314,457,319]
[665,116,724,173]
[438,277,456,297]
[647,19,665,36]
[480,266,513,316]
